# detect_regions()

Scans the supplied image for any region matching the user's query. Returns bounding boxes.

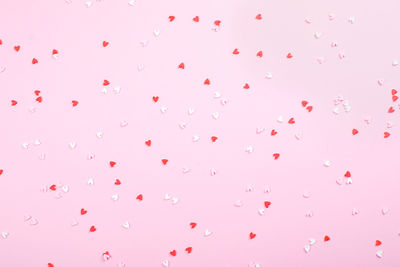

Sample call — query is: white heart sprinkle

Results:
[314,32,322,39]
[234,200,243,207]
[212,112,220,120]
[346,178,353,185]
[245,146,253,153]
[214,91,221,98]
[323,160,331,167]
[336,177,343,185]
[352,208,359,216]
[153,29,160,37]
[182,167,190,173]
[309,238,316,245]
[140,40,148,47]
[264,186,271,193]
[62,185,69,193]
[29,218,38,225]
[303,191,311,198]
[381,208,389,215]
[162,260,169,267]
[113,87,121,94]
[220,98,228,105]
[246,185,253,192]
[22,142,29,149]
[332,107,340,114]
[188,107,195,115]
[256,127,265,134]
[69,142,76,149]
[160,106,168,113]
[376,250,383,258]
[87,153,95,160]
[179,122,186,129]
[96,132,103,138]
[1,232,9,239]
[122,221,130,229]
[101,87,107,94]
[24,214,32,221]
[120,121,128,127]
[204,229,212,237]
[111,194,119,201]
[258,208,265,215]
[137,64,145,71]
[192,135,200,142]
[304,18,312,24]
[172,197,179,204]
[164,194,171,200]
[277,116,283,123]
[304,245,311,253]
[87,178,94,185]
[392,60,399,66]
[305,210,313,217]
[85,1,92,7]
[210,168,217,176]
[34,140,41,146]
[265,72,273,79]
[377,79,384,86]
[348,16,355,24]
[128,0,135,6]
[71,220,79,226]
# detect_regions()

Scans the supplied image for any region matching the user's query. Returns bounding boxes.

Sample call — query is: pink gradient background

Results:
[1,0,400,266]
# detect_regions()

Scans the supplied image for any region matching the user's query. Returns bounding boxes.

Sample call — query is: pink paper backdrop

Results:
[1,0,400,266]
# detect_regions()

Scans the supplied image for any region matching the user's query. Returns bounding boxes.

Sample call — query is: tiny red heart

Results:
[249,232,256,239]
[49,184,57,191]
[255,14,262,20]
[178,62,185,69]
[80,209,87,215]
[375,240,382,246]
[34,90,41,96]
[14,45,20,52]
[256,51,263,57]
[89,226,96,232]
[168,16,175,22]
[211,136,218,142]
[0,169,3,176]
[109,161,116,167]
[162,159,168,165]
[136,194,143,201]
[352,129,359,135]
[48,263,54,267]
[72,100,79,107]
[145,140,152,146]
[306,106,313,112]
[391,89,397,95]
[0,39,2,45]
[214,20,221,26]
[301,100,308,107]
[204,78,210,85]
[32,58,38,64]
[384,132,390,138]
[114,179,121,185]
[185,247,192,254]
[11,100,18,106]
[189,222,197,229]
[102,41,109,47]
[193,16,199,22]
[393,95,398,102]
[52,49,58,55]
[264,201,271,208]
[170,250,176,256]
[152,96,159,102]
[324,235,330,242]
[36,96,42,103]
[288,118,295,124]
[103,80,110,86]
[344,171,351,178]
[273,153,280,160]
[243,83,250,89]
[388,106,395,113]
[232,48,239,55]
[271,129,277,136]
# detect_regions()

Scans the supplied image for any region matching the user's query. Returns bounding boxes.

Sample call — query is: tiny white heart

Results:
[160,106,168,113]
[210,168,217,176]
[314,32,321,39]
[34,139,41,146]
[22,142,29,149]
[137,64,145,71]
[234,200,243,207]
[87,153,95,160]
[140,40,148,47]
[101,87,108,94]
[162,260,169,267]
[128,0,135,6]
[214,91,221,98]
[204,229,212,237]
[352,208,359,216]
[62,185,69,193]
[153,29,160,37]
[332,107,340,115]
[304,245,311,253]
[309,238,316,245]
[265,72,273,79]
[305,210,313,217]
[164,193,171,200]
[303,191,311,198]
[381,208,389,215]
[331,41,338,47]
[85,1,92,7]
[246,185,253,192]
[348,16,355,24]
[338,52,346,60]
[277,116,283,123]
[304,18,312,24]
[387,121,394,128]
[179,122,186,129]
[376,250,383,258]
[96,132,103,138]
[113,87,121,94]
[69,142,76,149]
[172,197,179,204]
[377,79,384,86]
[192,135,200,142]
[188,107,195,115]
[264,186,271,193]
[1,232,9,239]
[120,121,128,127]
[258,208,265,215]
[111,194,119,201]
[392,60,399,66]
[220,98,228,105]
[87,178,94,185]
[256,127,265,134]
[29,218,38,225]
[346,178,353,185]
[294,132,302,140]
[24,214,32,221]
[245,146,253,153]
[122,221,130,229]
[71,220,79,226]
[336,177,343,185]
[323,160,331,167]
[182,167,190,173]
[0,66,6,73]
[212,112,220,120]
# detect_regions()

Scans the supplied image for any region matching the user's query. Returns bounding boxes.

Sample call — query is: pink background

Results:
[1,0,400,266]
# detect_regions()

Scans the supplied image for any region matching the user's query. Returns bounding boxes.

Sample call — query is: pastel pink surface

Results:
[1,0,400,266]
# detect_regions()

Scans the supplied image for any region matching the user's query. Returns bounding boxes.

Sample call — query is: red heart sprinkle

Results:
[301,100,308,107]
[136,194,143,201]
[388,106,395,113]
[11,100,18,106]
[324,235,330,242]
[14,45,20,52]
[232,48,239,55]
[204,78,210,85]
[384,132,390,138]
[190,222,197,229]
[152,96,159,102]
[344,171,351,177]
[249,232,256,239]
[273,153,280,160]
[32,58,38,64]
[376,240,382,246]
[48,263,54,267]
[264,201,271,208]
[34,90,41,96]
[214,20,221,26]
[49,185,57,191]
[256,51,263,57]
[114,179,121,185]
[288,118,295,124]
[271,129,277,136]
[168,16,175,22]
[391,89,397,95]
[193,16,199,22]
[109,161,116,167]
[103,80,110,86]
[80,209,87,215]
[0,169,3,176]
[255,14,262,20]
[162,159,168,165]
[36,96,42,103]
[352,129,359,135]
[211,136,218,142]
[185,247,192,254]
[393,95,398,102]
[287,53,293,58]
[145,140,152,146]
[102,41,109,47]
[72,100,79,107]
[306,106,313,112]
[170,250,176,256]
[178,62,185,69]
[243,83,250,89]
[52,49,58,55]
[89,226,96,232]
